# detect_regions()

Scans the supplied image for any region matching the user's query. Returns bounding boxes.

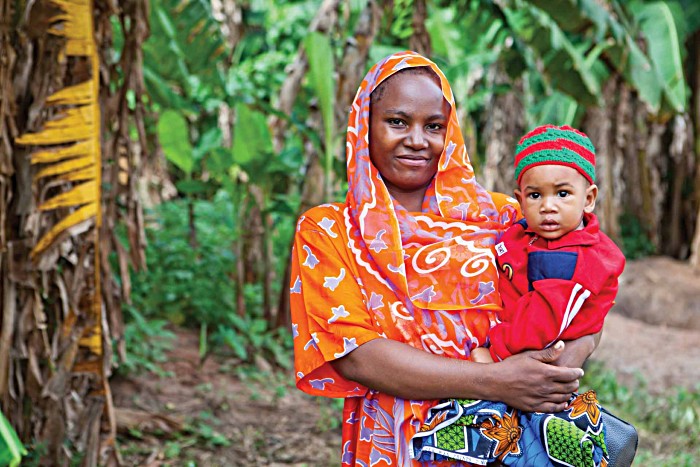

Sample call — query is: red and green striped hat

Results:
[514,124,596,185]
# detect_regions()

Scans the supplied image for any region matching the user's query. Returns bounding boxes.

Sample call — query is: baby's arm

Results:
[490,279,606,360]
[471,347,494,363]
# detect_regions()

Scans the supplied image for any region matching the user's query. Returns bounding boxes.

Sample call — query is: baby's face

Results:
[514,165,597,240]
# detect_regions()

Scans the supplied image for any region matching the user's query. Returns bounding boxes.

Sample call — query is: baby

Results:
[411,124,625,467]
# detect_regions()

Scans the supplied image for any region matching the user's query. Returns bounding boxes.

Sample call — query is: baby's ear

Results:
[513,188,523,206]
[584,183,598,213]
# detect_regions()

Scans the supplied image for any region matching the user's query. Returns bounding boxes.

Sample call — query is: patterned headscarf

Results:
[346,51,516,312]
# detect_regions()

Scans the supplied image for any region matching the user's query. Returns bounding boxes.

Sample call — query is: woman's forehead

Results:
[374,75,448,113]
[371,68,448,110]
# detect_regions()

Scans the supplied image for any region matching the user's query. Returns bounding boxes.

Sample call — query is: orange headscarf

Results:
[346,51,516,321]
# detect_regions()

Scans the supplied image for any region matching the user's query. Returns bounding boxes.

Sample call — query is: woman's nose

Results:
[404,126,429,149]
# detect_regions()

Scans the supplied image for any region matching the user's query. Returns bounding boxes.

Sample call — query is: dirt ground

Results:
[113,326,343,466]
[113,257,700,466]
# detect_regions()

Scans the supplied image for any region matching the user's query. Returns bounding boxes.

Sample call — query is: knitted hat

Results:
[514,124,596,185]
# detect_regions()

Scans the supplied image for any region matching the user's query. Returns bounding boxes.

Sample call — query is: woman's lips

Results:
[396,156,430,167]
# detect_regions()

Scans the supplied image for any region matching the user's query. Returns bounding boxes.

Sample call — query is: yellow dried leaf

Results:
[59,166,96,182]
[31,140,91,164]
[39,181,96,211]
[48,0,93,56]
[79,324,102,356]
[35,155,94,180]
[15,106,95,146]
[31,202,97,258]
[46,80,92,106]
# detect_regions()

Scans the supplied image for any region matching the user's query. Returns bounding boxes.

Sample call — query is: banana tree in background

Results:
[424,0,700,261]
[1,0,147,464]
[143,0,381,332]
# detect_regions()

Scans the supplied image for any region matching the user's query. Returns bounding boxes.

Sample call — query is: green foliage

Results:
[22,440,84,467]
[120,410,231,463]
[0,410,26,467]
[214,307,293,369]
[315,397,345,432]
[629,1,688,114]
[157,110,194,175]
[231,103,273,168]
[145,0,227,108]
[303,31,336,194]
[619,212,656,259]
[126,196,294,368]
[117,305,175,377]
[505,1,607,106]
[391,0,414,40]
[130,198,237,326]
[185,411,231,449]
[20,441,47,467]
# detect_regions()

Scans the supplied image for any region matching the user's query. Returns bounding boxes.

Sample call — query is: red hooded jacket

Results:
[489,212,625,361]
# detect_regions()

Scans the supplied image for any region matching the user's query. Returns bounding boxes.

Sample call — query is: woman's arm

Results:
[331,338,583,413]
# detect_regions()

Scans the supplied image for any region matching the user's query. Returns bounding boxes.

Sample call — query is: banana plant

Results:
[10,0,113,461]
[304,31,336,198]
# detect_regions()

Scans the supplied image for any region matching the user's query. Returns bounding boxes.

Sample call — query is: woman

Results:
[290,51,596,466]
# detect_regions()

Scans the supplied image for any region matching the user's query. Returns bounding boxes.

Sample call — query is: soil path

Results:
[591,313,700,394]
[113,329,341,466]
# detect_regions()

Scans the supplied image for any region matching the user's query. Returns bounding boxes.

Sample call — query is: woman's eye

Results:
[426,123,443,131]
[388,118,405,126]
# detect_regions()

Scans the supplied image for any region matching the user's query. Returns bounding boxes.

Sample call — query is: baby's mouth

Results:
[540,219,559,230]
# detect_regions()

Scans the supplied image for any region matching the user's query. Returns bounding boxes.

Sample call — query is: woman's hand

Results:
[487,341,582,413]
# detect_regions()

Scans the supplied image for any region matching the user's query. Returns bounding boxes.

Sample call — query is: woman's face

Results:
[369,72,449,210]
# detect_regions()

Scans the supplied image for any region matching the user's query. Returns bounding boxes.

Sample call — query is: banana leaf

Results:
[157,109,194,175]
[630,0,688,114]
[0,410,26,467]
[303,31,336,194]
[504,3,607,106]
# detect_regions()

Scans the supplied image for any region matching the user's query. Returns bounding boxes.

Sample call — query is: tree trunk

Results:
[409,0,431,57]
[1,1,147,464]
[481,68,525,194]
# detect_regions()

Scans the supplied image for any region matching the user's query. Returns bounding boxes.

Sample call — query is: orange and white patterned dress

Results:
[290,51,518,466]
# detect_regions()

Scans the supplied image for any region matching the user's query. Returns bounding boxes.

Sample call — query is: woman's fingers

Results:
[532,401,569,413]
[492,352,583,412]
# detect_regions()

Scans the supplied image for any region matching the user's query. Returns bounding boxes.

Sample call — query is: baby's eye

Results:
[557,190,570,198]
[527,192,541,200]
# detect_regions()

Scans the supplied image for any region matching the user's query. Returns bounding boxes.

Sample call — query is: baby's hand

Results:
[471,347,494,363]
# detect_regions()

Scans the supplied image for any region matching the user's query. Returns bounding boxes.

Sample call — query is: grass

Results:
[581,361,700,465]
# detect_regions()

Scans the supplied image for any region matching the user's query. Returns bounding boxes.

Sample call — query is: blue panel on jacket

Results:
[527,251,578,291]
[516,218,528,229]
